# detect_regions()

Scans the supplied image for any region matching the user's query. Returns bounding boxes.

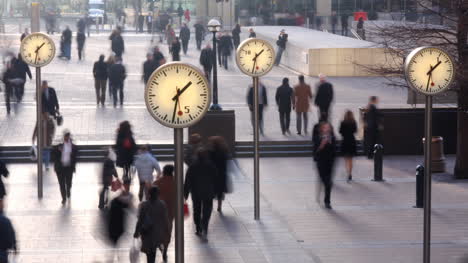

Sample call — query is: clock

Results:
[145,62,211,129]
[405,47,455,95]
[20,32,56,67]
[236,38,275,77]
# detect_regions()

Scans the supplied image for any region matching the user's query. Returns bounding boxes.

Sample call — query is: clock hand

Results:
[172,96,179,123]
[426,73,432,91]
[34,52,38,64]
[172,81,192,101]
[426,61,442,76]
[35,42,45,53]
[251,49,265,61]
[252,58,257,73]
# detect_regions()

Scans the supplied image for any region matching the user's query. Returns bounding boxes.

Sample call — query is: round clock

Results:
[405,47,455,95]
[145,62,211,129]
[236,38,275,77]
[20,32,56,67]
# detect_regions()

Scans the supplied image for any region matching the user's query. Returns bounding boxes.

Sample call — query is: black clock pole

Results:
[423,95,433,263]
[36,67,43,199]
[253,76,260,220]
[174,128,184,263]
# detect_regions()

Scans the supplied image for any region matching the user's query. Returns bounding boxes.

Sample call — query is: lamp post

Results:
[207,18,222,110]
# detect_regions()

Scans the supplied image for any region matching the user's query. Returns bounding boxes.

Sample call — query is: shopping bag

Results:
[111,178,122,192]
[129,238,140,263]
[184,203,190,218]
[30,146,38,161]
[226,159,240,193]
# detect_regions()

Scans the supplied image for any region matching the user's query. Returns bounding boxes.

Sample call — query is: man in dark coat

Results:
[313,122,336,209]
[77,17,86,34]
[143,53,157,85]
[199,44,214,80]
[42,80,60,117]
[93,55,108,106]
[219,32,233,70]
[314,74,334,121]
[247,82,268,135]
[12,54,32,102]
[110,29,125,58]
[108,57,127,107]
[232,24,241,49]
[274,29,288,66]
[1,62,17,114]
[179,23,190,55]
[184,148,217,240]
[52,131,78,204]
[0,160,9,201]
[152,46,166,67]
[364,96,382,159]
[77,31,86,60]
[194,22,205,50]
[248,28,256,38]
[0,200,16,263]
[275,78,294,135]
[341,14,349,36]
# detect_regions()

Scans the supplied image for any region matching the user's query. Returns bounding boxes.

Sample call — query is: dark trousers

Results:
[196,37,202,50]
[317,160,333,205]
[203,67,211,81]
[296,112,308,134]
[332,24,336,34]
[145,251,157,263]
[279,111,290,133]
[365,128,379,159]
[221,54,229,70]
[111,83,124,106]
[17,82,25,102]
[78,47,84,60]
[94,79,107,105]
[182,39,189,54]
[4,85,12,114]
[138,182,147,202]
[318,106,330,121]
[342,27,348,36]
[250,104,265,134]
[98,182,110,208]
[57,166,74,200]
[192,197,213,233]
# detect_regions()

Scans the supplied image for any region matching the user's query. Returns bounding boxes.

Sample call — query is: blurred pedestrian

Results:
[108,57,127,107]
[153,165,176,261]
[110,28,125,58]
[59,26,72,60]
[115,121,137,181]
[108,179,133,259]
[99,148,118,209]
[184,133,203,166]
[339,110,357,181]
[248,28,256,38]
[52,130,78,205]
[314,74,334,121]
[184,9,191,22]
[275,77,293,135]
[341,14,349,36]
[232,24,241,49]
[199,43,214,80]
[180,23,190,55]
[1,62,16,114]
[20,27,29,41]
[134,145,162,202]
[177,4,184,25]
[357,17,365,40]
[12,54,32,102]
[142,53,157,85]
[184,148,217,240]
[0,159,9,201]
[247,82,268,135]
[93,55,108,106]
[313,122,336,209]
[166,25,176,52]
[32,114,56,171]
[0,200,17,263]
[331,11,338,34]
[364,96,381,159]
[152,46,166,67]
[194,21,205,50]
[208,136,229,213]
[77,17,86,34]
[41,80,60,118]
[170,37,181,61]
[274,29,288,66]
[106,55,116,101]
[76,31,86,60]
[294,75,313,135]
[146,13,153,33]
[134,186,170,263]
[219,32,233,70]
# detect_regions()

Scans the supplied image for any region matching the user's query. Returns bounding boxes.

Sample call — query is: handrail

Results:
[350,28,362,40]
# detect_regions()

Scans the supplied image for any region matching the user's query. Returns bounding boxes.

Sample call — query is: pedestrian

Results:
[110,28,125,58]
[313,122,336,209]
[177,4,184,25]
[108,56,127,107]
[294,75,313,135]
[357,17,365,40]
[12,54,32,102]
[142,53,157,85]
[184,9,191,22]
[59,26,72,60]
[184,148,217,241]
[0,159,9,201]
[153,165,176,262]
[314,74,334,121]
[134,186,170,263]
[232,24,241,49]
[248,28,256,38]
[199,43,214,80]
[219,32,233,70]
[208,136,229,213]
[216,32,223,66]
[106,55,115,102]
[152,46,166,66]
[184,133,203,166]
[364,96,382,159]
[138,13,145,33]
[146,14,153,33]
[20,28,29,41]
[32,113,56,171]
[115,121,137,181]
[331,11,338,34]
[1,62,16,114]
[98,148,118,209]
[274,29,288,66]
[52,130,78,205]
[0,200,17,263]
[275,77,294,135]
[341,13,349,36]
[170,37,181,61]
[166,25,176,52]
[77,17,86,34]
[41,80,60,118]
[93,55,108,106]
[339,110,357,181]
[194,21,205,50]
[134,145,162,202]
[76,31,86,60]
[247,82,268,135]
[179,23,190,55]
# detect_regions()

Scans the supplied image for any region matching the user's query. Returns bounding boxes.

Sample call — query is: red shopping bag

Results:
[111,179,122,192]
[184,203,190,218]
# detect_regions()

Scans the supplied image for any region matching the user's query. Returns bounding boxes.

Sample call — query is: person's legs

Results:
[279,111,286,134]
[145,251,157,263]
[94,79,101,105]
[274,47,284,65]
[112,84,118,107]
[192,197,202,234]
[296,111,302,134]
[303,112,309,134]
[119,84,124,105]
[4,85,11,114]
[259,105,264,134]
[201,198,213,235]
[43,148,51,170]
[318,163,333,206]
[285,111,291,133]
[138,182,145,201]
[64,167,73,198]
[56,172,66,202]
[100,80,107,105]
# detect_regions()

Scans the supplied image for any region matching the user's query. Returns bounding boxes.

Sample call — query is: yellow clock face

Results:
[145,62,211,128]
[236,38,275,77]
[405,47,455,95]
[20,33,56,67]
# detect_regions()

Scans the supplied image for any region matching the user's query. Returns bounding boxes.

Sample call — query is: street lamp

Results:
[207,18,222,110]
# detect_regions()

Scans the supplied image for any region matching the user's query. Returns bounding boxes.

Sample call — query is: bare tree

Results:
[363,0,468,178]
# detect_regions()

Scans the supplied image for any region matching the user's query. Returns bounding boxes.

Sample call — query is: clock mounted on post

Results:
[20,32,56,67]
[236,38,275,77]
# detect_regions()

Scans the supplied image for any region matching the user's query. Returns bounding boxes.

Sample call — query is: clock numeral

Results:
[184,106,190,113]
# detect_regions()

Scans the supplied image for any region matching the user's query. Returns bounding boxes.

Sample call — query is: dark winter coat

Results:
[115,132,136,168]
[93,60,108,80]
[0,160,9,199]
[52,141,78,173]
[62,28,72,44]
[170,41,181,61]
[12,57,32,80]
[247,84,268,107]
[313,132,336,163]
[134,200,170,253]
[194,23,205,40]
[108,63,127,85]
[210,149,228,196]
[276,34,288,49]
[314,82,334,110]
[108,193,132,245]
[199,47,214,71]
[0,212,16,262]
[180,26,190,41]
[275,84,293,112]
[102,158,118,185]
[42,87,60,117]
[219,35,233,56]
[232,26,241,47]
[110,33,125,56]
[184,160,218,200]
[339,120,357,156]
[143,59,157,84]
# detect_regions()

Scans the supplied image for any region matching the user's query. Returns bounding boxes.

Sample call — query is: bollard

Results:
[415,165,424,208]
[373,144,384,181]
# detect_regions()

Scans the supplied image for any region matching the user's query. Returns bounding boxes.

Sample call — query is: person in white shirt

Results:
[53,130,78,205]
[134,145,162,201]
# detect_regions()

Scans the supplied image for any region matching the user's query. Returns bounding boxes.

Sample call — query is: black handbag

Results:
[56,114,63,126]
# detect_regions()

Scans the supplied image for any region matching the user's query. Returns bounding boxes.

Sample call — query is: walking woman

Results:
[313,122,336,209]
[339,110,357,182]
[208,136,229,213]
[115,121,137,182]
[154,165,176,262]
[52,130,78,205]
[98,148,118,209]
[134,186,170,263]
